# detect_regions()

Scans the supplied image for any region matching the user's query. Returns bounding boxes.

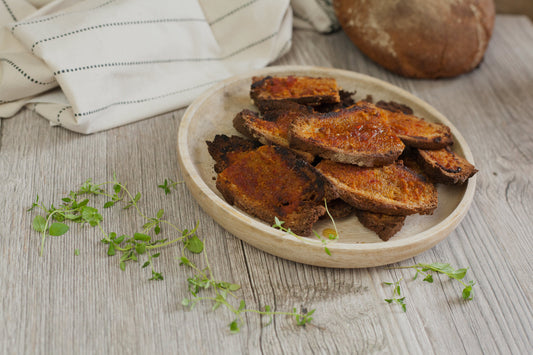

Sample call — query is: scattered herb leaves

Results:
[158,178,183,195]
[383,279,406,312]
[179,238,315,333]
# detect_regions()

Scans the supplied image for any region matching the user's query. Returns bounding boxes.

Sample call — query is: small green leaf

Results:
[103,201,114,208]
[238,300,246,312]
[49,222,69,236]
[229,320,240,333]
[462,285,473,300]
[182,298,190,306]
[149,271,163,281]
[152,253,161,258]
[156,209,164,219]
[142,261,150,268]
[154,225,161,235]
[134,192,141,202]
[185,235,204,254]
[423,274,434,283]
[107,243,116,256]
[228,283,241,292]
[384,299,393,303]
[32,215,47,233]
[324,247,331,256]
[74,249,80,256]
[179,256,191,266]
[134,233,151,242]
[135,243,146,255]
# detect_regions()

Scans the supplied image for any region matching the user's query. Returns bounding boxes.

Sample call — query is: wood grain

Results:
[1,15,532,355]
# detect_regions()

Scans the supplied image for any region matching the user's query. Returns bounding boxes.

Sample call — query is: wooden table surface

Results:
[1,15,532,355]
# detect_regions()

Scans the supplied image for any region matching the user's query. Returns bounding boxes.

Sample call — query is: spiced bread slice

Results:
[354,210,406,241]
[206,134,261,173]
[250,75,341,113]
[215,145,327,235]
[416,146,478,184]
[315,159,438,215]
[289,105,405,167]
[232,107,314,161]
[356,101,453,149]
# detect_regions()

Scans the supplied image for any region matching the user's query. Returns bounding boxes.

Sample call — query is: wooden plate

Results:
[177,65,476,268]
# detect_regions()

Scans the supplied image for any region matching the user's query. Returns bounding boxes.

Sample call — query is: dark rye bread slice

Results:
[315,159,438,215]
[250,75,341,113]
[215,145,327,235]
[289,104,405,167]
[206,134,261,173]
[416,146,478,184]
[356,101,453,149]
[232,107,314,161]
[355,210,406,241]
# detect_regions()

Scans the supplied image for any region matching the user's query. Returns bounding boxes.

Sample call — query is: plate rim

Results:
[177,65,477,267]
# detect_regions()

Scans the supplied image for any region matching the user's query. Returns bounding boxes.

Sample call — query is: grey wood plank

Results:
[1,15,532,355]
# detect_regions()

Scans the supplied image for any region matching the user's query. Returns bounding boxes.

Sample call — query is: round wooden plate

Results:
[177,65,476,268]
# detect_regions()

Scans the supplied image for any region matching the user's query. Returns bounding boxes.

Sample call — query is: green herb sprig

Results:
[179,239,315,333]
[158,178,183,195]
[29,175,196,280]
[383,279,406,312]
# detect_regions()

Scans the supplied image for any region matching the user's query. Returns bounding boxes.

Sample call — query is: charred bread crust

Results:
[206,134,261,173]
[289,105,405,167]
[215,145,327,235]
[250,76,341,113]
[416,146,478,184]
[232,108,315,162]
[316,159,438,216]
[356,101,453,149]
[355,210,406,241]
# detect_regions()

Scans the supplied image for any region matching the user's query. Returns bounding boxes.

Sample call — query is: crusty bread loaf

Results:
[416,146,478,184]
[289,105,405,166]
[356,101,453,149]
[250,76,341,113]
[316,159,438,215]
[333,0,495,78]
[215,144,327,235]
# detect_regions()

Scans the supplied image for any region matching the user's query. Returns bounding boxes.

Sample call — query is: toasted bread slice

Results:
[232,107,314,161]
[355,210,406,241]
[206,134,261,173]
[250,76,341,113]
[322,198,355,219]
[216,145,326,235]
[289,105,405,167]
[315,159,438,215]
[416,146,478,184]
[356,101,453,149]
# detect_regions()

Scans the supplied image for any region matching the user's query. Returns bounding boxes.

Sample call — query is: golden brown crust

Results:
[356,101,453,149]
[355,210,406,241]
[215,145,327,235]
[232,107,315,162]
[250,76,341,113]
[316,159,438,215]
[416,146,478,184]
[289,105,405,167]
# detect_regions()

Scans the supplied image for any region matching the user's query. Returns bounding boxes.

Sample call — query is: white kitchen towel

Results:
[0,0,292,133]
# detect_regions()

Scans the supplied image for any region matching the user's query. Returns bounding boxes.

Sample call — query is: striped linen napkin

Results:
[0,0,292,133]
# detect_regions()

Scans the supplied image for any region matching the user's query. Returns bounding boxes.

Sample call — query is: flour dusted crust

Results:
[333,0,495,78]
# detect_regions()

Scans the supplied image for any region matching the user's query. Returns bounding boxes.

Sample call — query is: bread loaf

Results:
[333,0,495,78]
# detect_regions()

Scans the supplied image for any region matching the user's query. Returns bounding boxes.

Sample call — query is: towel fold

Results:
[0,0,292,133]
